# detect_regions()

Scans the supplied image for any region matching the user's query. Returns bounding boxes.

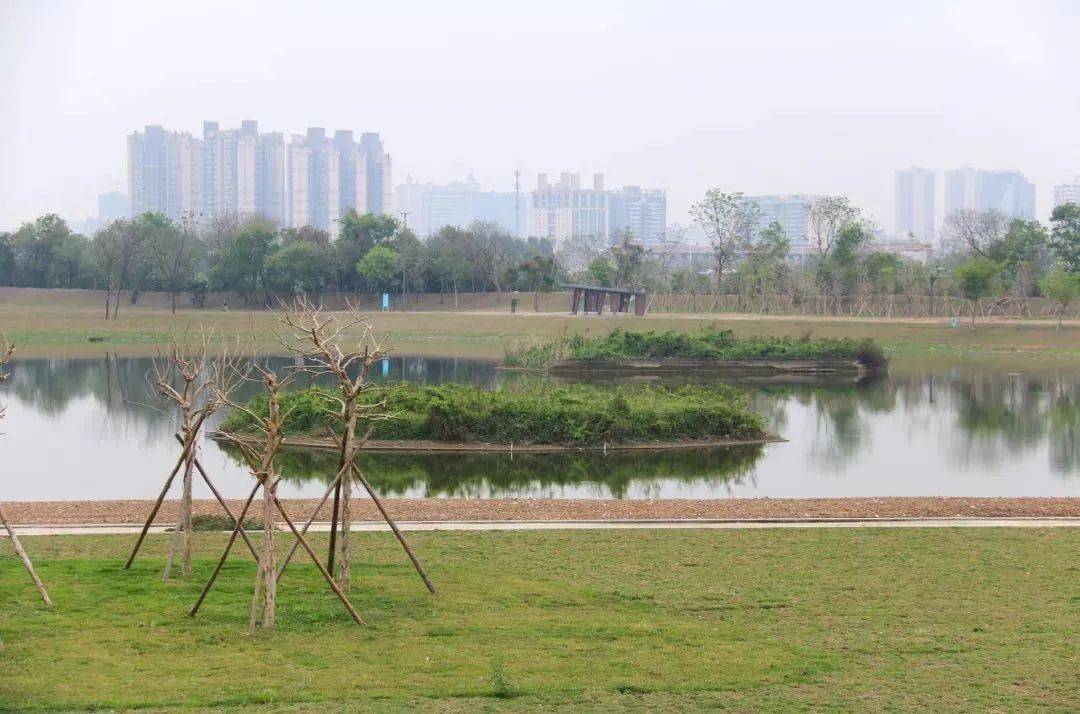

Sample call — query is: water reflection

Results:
[235,445,765,499]
[0,354,1076,500]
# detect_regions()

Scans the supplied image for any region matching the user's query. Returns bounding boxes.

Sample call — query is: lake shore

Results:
[6,496,1079,525]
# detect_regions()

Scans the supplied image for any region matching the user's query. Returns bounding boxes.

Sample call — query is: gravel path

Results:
[4,497,1078,525]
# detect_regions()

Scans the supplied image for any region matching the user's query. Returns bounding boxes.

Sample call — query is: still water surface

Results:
[1,355,1077,500]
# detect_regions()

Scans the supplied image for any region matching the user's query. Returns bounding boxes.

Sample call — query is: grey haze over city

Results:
[2,0,1078,235]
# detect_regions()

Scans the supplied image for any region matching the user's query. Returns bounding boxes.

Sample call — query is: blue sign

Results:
[381,292,390,311]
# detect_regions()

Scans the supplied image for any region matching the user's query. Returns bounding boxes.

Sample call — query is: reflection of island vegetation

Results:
[220,443,766,498]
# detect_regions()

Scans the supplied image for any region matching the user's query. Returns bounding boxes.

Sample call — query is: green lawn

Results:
[1,529,1077,711]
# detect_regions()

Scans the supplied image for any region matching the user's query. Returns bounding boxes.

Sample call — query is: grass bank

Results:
[3,288,1079,369]
[220,382,766,447]
[1,529,1077,710]
[502,328,886,370]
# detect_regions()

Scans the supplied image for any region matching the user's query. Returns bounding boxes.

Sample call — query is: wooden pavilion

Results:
[564,284,647,316]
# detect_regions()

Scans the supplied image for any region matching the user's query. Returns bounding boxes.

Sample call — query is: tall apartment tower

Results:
[944,168,1035,220]
[255,131,286,225]
[200,120,257,222]
[332,130,370,218]
[894,167,935,241]
[287,129,340,237]
[1053,177,1080,209]
[128,125,200,222]
[359,132,393,215]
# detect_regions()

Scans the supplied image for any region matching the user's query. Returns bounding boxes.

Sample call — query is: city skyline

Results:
[127,121,392,237]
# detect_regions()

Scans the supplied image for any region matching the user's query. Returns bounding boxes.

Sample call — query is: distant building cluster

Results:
[127,121,392,237]
[1053,176,1080,209]
[394,175,527,238]
[394,171,667,243]
[532,172,666,243]
[891,167,1036,245]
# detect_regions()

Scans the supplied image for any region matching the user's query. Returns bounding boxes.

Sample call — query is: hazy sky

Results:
[2,0,1078,233]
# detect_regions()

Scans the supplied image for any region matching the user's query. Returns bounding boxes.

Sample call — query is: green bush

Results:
[219,382,766,446]
[507,328,887,369]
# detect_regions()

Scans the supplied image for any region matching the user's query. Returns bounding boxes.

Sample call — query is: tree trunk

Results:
[171,291,177,315]
[336,405,359,593]
[181,452,193,576]
[260,478,277,629]
[104,288,112,319]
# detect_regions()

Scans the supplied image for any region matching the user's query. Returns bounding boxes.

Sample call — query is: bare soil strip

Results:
[5,497,1078,525]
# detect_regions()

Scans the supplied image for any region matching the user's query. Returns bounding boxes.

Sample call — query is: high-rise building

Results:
[359,133,392,215]
[1053,177,1080,208]
[894,167,935,241]
[255,132,286,225]
[287,129,340,237]
[944,168,1035,220]
[743,194,817,250]
[532,172,610,241]
[333,130,365,218]
[128,125,200,222]
[610,186,667,243]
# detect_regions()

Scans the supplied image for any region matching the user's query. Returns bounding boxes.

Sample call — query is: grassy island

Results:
[502,328,887,372]
[218,382,767,448]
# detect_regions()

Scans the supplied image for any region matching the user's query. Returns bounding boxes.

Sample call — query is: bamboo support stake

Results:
[351,463,437,595]
[276,473,342,581]
[124,444,191,568]
[174,433,259,560]
[0,503,52,607]
[271,492,364,626]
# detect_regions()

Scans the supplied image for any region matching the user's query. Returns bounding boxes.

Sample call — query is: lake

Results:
[1,354,1077,500]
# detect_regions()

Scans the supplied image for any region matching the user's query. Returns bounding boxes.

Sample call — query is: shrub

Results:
[511,328,888,368]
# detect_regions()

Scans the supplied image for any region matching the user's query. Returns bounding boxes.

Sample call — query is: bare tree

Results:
[275,297,435,596]
[942,209,1008,258]
[125,336,254,578]
[808,195,860,258]
[690,190,758,292]
[190,357,366,632]
[555,233,608,278]
[93,224,123,319]
[469,220,511,293]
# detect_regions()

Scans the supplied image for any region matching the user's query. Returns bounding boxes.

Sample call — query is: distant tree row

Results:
[1,198,1077,322]
[678,190,1080,325]
[0,210,558,317]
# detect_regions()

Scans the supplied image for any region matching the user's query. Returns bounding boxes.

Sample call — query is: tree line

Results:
[1,196,1077,323]
[681,191,1080,325]
[0,210,560,317]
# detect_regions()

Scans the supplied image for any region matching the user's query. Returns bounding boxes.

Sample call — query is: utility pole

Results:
[399,211,410,229]
[514,169,521,238]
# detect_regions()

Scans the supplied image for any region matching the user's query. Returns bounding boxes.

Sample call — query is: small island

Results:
[213,382,777,453]
[501,328,887,377]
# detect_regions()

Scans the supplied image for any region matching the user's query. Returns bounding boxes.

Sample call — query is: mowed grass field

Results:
[1,528,1077,711]
[3,288,1079,366]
